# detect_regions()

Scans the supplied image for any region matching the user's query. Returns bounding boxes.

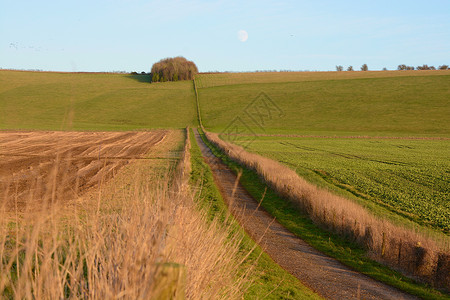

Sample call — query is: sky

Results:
[1,0,449,72]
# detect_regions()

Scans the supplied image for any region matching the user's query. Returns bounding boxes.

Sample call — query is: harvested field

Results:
[0,130,167,210]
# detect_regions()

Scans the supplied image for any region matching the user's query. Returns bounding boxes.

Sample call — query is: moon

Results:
[237,30,248,42]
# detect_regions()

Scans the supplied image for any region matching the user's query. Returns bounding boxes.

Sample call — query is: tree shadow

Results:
[127,74,151,83]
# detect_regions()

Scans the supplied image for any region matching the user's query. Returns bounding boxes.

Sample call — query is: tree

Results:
[360,64,368,71]
[151,56,198,83]
[417,64,434,70]
[382,67,387,71]
[398,64,414,70]
[347,66,354,71]
[439,65,449,70]
[336,65,343,72]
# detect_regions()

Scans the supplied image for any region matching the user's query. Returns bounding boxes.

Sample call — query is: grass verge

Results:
[197,128,450,300]
[189,128,321,299]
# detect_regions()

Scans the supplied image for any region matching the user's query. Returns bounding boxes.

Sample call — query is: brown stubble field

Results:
[0,130,167,211]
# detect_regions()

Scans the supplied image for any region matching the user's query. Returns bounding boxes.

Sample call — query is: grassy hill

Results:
[197,71,450,136]
[0,70,196,130]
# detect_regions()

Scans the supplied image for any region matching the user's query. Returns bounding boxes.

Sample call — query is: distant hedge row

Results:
[151,57,198,82]
[336,64,449,71]
[398,64,449,70]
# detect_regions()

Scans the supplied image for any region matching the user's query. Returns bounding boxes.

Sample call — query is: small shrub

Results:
[434,253,450,288]
[414,243,427,273]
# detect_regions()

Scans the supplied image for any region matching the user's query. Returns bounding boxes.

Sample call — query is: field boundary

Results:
[193,78,203,127]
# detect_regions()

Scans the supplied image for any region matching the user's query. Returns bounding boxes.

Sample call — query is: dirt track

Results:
[0,130,167,210]
[194,129,417,300]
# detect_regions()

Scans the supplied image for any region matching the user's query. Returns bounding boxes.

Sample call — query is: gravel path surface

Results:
[194,129,418,300]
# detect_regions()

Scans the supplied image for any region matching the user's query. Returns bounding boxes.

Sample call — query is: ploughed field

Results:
[0,130,167,210]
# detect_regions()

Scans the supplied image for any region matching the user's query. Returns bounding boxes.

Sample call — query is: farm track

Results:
[194,128,417,300]
[0,130,167,210]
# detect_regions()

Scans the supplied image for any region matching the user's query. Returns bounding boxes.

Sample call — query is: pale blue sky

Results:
[1,0,449,72]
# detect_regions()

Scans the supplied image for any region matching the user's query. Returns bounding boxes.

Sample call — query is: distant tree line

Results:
[335,64,449,71]
[150,57,198,82]
[398,64,449,70]
[335,65,364,71]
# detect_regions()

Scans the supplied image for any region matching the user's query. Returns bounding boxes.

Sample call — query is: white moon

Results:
[237,30,248,42]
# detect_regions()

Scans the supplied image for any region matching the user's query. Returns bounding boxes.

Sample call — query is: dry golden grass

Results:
[205,130,450,290]
[0,129,249,299]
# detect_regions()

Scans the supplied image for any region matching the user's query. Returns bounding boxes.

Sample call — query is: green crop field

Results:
[197,71,450,136]
[196,71,450,235]
[0,70,196,130]
[231,136,450,233]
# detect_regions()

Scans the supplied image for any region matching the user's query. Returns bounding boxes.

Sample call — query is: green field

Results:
[197,71,450,136]
[0,70,196,130]
[231,136,450,233]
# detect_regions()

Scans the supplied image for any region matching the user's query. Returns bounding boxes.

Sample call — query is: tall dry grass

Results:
[205,130,450,290]
[0,129,248,299]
